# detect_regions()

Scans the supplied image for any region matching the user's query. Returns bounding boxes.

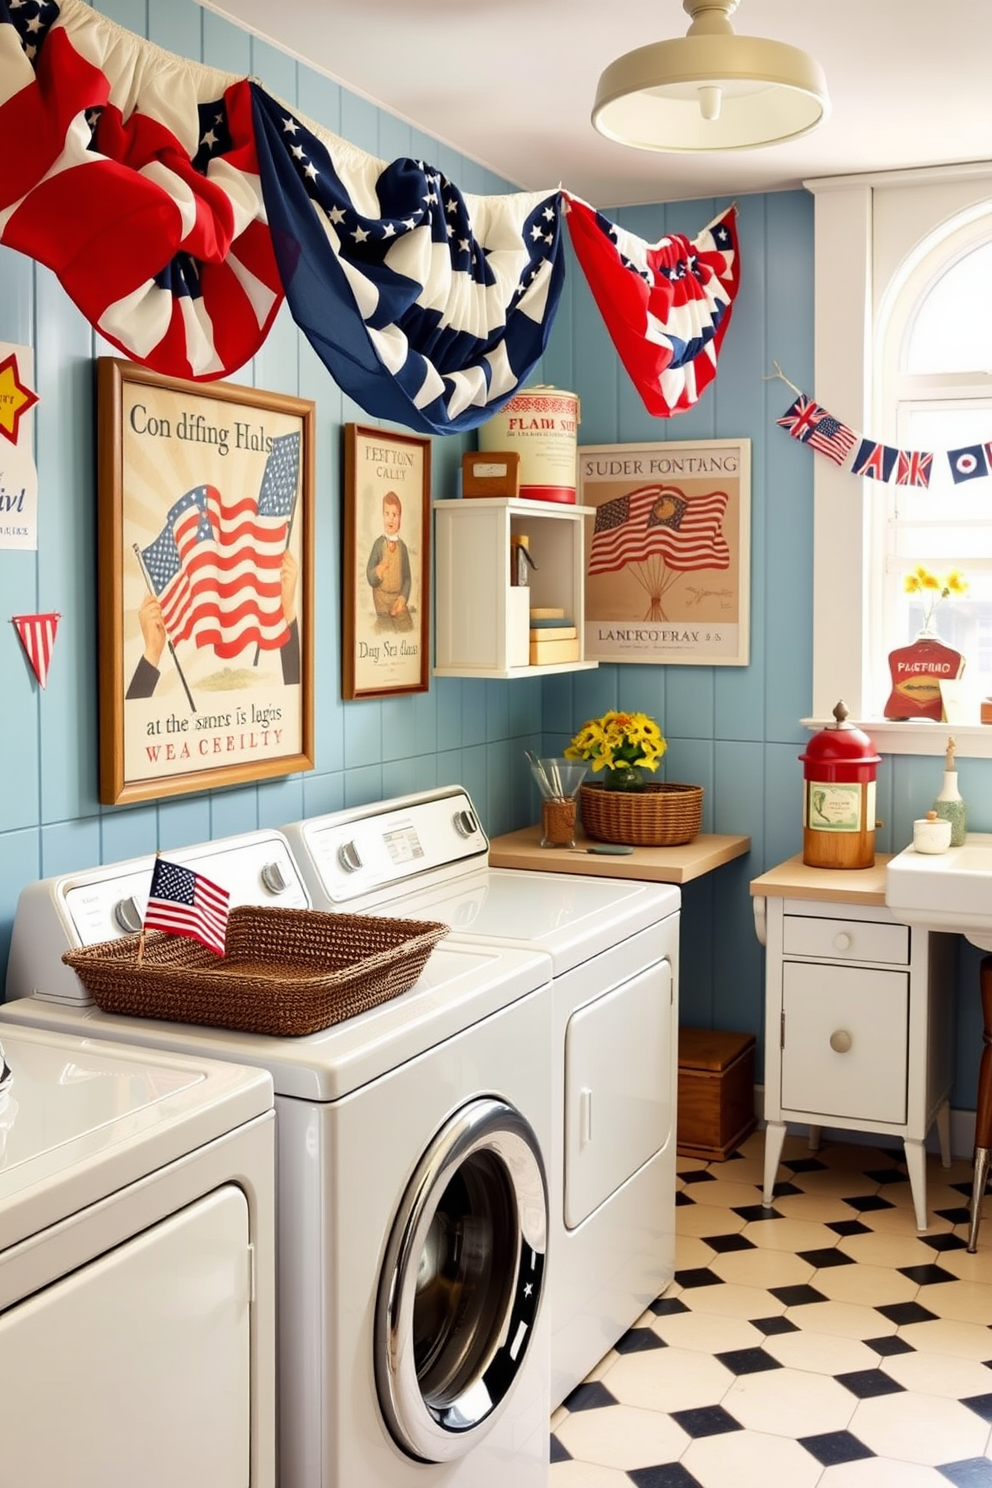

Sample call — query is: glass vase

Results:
[540,795,577,848]
[603,764,645,792]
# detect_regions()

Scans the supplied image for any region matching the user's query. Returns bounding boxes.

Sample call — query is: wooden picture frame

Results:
[342,423,431,699]
[96,357,315,805]
[578,438,751,667]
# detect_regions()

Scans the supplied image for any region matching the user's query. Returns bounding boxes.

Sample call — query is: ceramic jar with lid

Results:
[799,701,881,869]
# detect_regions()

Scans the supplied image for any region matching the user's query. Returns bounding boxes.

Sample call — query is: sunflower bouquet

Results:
[904,566,968,635]
[565,709,666,792]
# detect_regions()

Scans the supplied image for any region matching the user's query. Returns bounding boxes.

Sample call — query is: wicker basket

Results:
[61,905,449,1037]
[579,781,704,847]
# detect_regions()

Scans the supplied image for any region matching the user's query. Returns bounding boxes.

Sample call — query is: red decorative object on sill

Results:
[884,634,965,721]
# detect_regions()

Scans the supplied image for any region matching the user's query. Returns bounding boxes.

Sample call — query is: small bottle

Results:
[932,735,967,846]
[510,534,536,587]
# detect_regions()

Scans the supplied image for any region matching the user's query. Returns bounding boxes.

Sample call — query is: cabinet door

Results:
[0,1184,250,1488]
[780,961,909,1124]
[564,959,674,1229]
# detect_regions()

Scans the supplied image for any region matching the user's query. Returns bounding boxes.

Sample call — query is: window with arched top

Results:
[808,168,992,754]
[879,218,992,705]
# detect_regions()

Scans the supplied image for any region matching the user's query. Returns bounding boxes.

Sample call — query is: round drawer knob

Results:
[829,1029,853,1054]
[833,931,853,952]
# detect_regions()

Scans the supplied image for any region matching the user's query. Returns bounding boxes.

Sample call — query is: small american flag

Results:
[808,413,857,465]
[144,857,230,956]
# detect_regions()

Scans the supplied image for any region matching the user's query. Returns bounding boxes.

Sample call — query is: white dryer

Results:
[0,1023,275,1488]
[1,827,554,1488]
[283,786,681,1408]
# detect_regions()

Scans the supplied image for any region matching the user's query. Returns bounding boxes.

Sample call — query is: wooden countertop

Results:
[749,853,893,907]
[487,826,750,884]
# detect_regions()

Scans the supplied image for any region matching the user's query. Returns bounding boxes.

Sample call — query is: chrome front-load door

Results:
[375,1096,548,1463]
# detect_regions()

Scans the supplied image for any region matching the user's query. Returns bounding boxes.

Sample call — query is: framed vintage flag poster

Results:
[96,357,315,805]
[579,439,751,667]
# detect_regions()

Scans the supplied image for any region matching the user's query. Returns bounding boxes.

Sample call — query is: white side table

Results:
[751,855,956,1231]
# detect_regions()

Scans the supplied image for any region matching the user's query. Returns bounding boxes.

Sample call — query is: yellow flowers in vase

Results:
[904,566,968,638]
[565,710,666,792]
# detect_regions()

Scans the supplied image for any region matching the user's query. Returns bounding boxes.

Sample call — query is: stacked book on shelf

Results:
[529,608,580,665]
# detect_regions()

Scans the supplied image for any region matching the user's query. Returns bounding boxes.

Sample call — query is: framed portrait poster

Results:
[579,438,751,667]
[96,357,315,806]
[343,423,431,700]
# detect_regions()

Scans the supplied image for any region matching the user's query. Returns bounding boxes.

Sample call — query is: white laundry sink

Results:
[885,831,992,950]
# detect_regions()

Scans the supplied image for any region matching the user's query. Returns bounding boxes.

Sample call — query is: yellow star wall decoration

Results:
[0,350,39,446]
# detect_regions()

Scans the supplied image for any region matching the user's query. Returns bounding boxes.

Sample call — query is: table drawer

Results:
[783,914,909,965]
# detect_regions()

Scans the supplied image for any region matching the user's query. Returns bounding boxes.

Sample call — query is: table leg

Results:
[902,1137,928,1231]
[967,956,992,1253]
[935,1099,951,1169]
[763,1120,787,1206]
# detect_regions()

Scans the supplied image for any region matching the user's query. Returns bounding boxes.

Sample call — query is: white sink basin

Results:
[886,831,992,950]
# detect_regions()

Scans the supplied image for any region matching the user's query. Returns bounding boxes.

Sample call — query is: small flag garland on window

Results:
[772,369,992,488]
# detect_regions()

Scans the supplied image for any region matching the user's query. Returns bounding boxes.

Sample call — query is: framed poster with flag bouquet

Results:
[579,439,750,667]
[96,357,315,805]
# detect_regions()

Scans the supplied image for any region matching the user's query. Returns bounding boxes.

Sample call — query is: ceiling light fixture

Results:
[592,0,829,153]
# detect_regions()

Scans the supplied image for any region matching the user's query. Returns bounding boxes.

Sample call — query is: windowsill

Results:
[801,718,992,759]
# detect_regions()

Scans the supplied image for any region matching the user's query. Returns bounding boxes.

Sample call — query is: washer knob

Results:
[260,861,288,894]
[338,841,363,873]
[453,808,478,838]
[113,896,143,934]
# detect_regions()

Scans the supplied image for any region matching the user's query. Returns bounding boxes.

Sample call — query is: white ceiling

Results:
[203,0,992,208]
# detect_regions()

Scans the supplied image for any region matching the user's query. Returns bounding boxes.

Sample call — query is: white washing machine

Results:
[0,1022,275,1488]
[283,786,681,1408]
[1,827,554,1488]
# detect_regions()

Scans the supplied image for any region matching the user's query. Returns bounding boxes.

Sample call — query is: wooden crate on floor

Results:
[677,1027,756,1160]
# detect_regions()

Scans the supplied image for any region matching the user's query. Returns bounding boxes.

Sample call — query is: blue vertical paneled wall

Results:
[0,0,546,974]
[540,191,816,1076]
[0,0,989,1112]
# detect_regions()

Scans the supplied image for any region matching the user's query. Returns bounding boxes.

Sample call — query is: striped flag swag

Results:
[0,0,282,381]
[144,856,230,956]
[139,432,300,660]
[563,199,740,418]
[248,83,566,435]
[12,611,60,688]
[588,486,730,576]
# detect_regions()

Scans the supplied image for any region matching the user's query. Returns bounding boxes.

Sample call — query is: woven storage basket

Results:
[579,781,704,847]
[61,905,449,1037]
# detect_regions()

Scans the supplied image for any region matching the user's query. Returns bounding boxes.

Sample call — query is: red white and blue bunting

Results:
[774,372,992,487]
[562,198,739,419]
[0,0,741,434]
[249,85,565,436]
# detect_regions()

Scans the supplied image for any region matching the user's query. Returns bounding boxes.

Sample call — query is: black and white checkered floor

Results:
[550,1130,992,1487]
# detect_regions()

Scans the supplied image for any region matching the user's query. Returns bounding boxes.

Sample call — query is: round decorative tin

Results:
[479,386,580,503]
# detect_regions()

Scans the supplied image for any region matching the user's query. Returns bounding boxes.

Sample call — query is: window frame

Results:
[806,164,992,758]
